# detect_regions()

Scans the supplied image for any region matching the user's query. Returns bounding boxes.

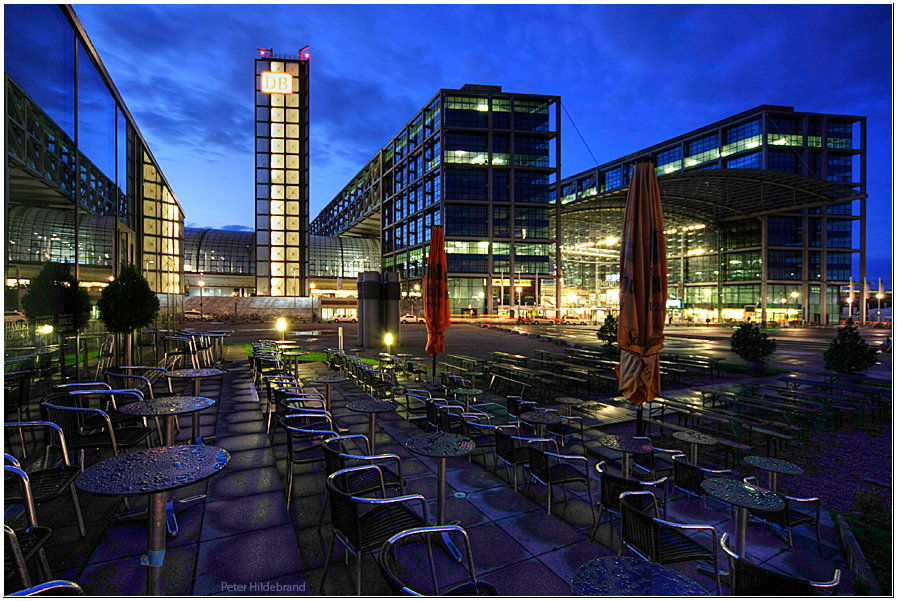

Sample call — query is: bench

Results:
[641,416,752,469]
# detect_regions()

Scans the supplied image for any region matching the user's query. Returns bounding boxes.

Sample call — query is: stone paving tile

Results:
[205,465,282,501]
[494,509,590,557]
[465,484,543,521]
[79,542,198,596]
[193,524,303,596]
[479,557,571,596]
[535,538,613,585]
[463,522,533,574]
[201,491,292,542]
[211,571,311,596]
[88,503,204,564]
[214,433,270,452]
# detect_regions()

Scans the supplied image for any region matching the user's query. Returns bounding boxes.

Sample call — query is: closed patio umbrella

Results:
[425,226,451,383]
[615,162,668,435]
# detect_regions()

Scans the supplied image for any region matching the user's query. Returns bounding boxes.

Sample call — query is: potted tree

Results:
[596,313,619,355]
[823,318,878,379]
[730,322,777,376]
[97,263,160,366]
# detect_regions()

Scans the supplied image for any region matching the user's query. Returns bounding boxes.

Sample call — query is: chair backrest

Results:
[598,465,645,514]
[5,524,31,589]
[4,465,39,527]
[619,490,661,561]
[720,533,838,595]
[526,439,555,483]
[8,580,85,596]
[378,525,496,596]
[5,370,33,410]
[322,434,371,478]
[672,456,704,497]
[326,465,386,551]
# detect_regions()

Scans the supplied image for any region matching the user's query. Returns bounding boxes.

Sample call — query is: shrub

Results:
[823,319,879,374]
[596,313,618,346]
[730,322,777,362]
[21,262,91,332]
[97,263,160,334]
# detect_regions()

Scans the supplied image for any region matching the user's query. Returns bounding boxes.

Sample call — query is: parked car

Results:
[331,314,357,323]
[529,316,556,325]
[184,309,203,320]
[4,310,26,323]
[400,314,424,324]
[562,315,588,325]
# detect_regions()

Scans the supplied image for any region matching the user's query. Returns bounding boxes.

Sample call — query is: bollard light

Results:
[38,324,54,335]
[385,332,393,356]
[276,317,287,340]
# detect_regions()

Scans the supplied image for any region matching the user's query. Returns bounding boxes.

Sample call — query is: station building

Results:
[559,105,867,325]
[4,4,186,322]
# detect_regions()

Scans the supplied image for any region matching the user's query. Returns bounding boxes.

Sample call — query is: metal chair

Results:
[320,434,405,527]
[4,423,85,537]
[8,579,84,596]
[40,394,152,470]
[320,465,429,596]
[670,456,732,507]
[720,532,839,595]
[619,490,720,593]
[5,370,35,457]
[493,426,531,492]
[378,525,499,595]
[590,461,668,551]
[524,438,595,522]
[4,466,53,590]
[281,412,338,509]
[743,476,822,555]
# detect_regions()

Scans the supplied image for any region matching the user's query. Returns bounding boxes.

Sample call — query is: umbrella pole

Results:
[636,406,644,437]
[432,353,438,386]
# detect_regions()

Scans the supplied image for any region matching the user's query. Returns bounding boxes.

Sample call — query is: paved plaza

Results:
[7,321,891,595]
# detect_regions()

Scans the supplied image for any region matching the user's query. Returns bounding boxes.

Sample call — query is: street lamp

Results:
[198,278,205,319]
[145,259,154,281]
[414,283,420,316]
[790,290,800,322]
[876,292,884,321]
[385,332,393,356]
[276,317,287,341]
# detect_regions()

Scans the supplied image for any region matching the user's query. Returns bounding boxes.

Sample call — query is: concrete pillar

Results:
[382,271,401,347]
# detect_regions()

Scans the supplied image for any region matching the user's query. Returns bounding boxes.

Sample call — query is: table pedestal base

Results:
[436,457,463,562]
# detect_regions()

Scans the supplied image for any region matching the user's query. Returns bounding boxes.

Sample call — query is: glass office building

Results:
[311,85,561,315]
[559,105,866,325]
[5,4,185,320]
[254,50,310,298]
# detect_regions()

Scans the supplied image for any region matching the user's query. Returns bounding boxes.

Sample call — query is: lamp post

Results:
[144,259,154,284]
[790,290,799,324]
[414,283,420,316]
[703,288,712,323]
[198,278,205,319]
[385,332,393,356]
[515,286,523,319]
[276,317,286,341]
[876,292,884,322]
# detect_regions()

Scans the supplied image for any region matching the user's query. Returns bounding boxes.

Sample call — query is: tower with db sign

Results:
[254,47,310,297]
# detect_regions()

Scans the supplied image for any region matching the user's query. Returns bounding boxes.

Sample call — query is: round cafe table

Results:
[673,430,718,465]
[520,410,563,439]
[571,556,708,596]
[166,367,226,398]
[453,387,483,413]
[77,445,230,596]
[346,398,397,454]
[553,396,582,417]
[701,477,784,558]
[281,349,309,379]
[598,434,653,479]
[117,396,216,537]
[744,456,803,494]
[406,432,475,561]
[306,375,348,412]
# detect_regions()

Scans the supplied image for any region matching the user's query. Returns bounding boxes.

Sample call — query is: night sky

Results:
[72,4,893,285]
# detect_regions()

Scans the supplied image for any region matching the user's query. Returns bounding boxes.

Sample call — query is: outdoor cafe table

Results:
[453,387,483,413]
[553,396,582,417]
[520,410,563,438]
[306,375,348,412]
[166,367,226,398]
[346,398,397,454]
[673,430,719,465]
[571,556,708,596]
[701,477,784,558]
[76,445,230,595]
[206,331,232,365]
[405,432,475,561]
[598,435,653,478]
[280,348,309,379]
[118,396,216,536]
[744,456,803,494]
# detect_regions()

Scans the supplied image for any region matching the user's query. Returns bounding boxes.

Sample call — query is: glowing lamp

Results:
[276,317,287,340]
[385,333,393,356]
[38,324,54,335]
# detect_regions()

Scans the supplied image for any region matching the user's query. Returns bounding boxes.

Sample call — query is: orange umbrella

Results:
[615,162,667,433]
[425,226,451,379]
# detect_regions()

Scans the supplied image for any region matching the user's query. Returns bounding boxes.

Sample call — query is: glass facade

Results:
[311,85,561,315]
[5,5,185,321]
[558,105,866,324]
[255,55,309,297]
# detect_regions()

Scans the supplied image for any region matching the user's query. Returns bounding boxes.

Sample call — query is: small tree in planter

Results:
[730,322,777,376]
[97,263,160,366]
[597,313,618,348]
[823,318,878,376]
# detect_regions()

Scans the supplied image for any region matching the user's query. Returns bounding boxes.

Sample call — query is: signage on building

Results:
[666,299,682,309]
[260,71,293,94]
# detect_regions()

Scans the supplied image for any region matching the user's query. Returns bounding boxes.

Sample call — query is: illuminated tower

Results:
[254,47,310,296]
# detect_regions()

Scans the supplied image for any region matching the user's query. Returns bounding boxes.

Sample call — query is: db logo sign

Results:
[260,71,293,94]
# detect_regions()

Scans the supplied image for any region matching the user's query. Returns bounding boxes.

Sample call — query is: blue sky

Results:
[72,4,893,284]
